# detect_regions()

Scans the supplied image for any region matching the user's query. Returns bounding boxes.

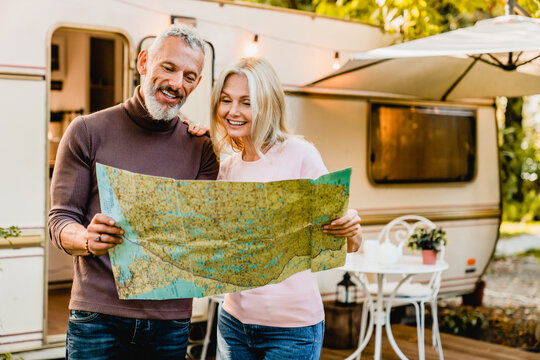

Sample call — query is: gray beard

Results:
[142,82,186,121]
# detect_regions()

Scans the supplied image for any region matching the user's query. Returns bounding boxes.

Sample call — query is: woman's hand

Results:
[324,209,362,253]
[183,119,209,136]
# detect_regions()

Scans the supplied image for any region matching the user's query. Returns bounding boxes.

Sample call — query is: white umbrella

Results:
[308,15,540,101]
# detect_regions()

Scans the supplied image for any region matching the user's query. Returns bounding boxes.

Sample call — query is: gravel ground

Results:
[484,233,540,309]
[441,234,540,308]
[483,255,540,308]
[439,235,540,349]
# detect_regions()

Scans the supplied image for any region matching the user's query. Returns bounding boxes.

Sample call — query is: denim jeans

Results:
[66,310,190,360]
[217,308,324,360]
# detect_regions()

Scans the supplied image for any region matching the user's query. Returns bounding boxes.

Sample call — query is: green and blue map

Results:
[96,163,351,300]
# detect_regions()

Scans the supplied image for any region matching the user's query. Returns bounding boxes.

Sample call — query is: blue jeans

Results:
[66,310,190,360]
[217,308,324,360]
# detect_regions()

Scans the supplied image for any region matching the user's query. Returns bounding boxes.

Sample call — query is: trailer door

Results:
[0,71,47,353]
[47,27,130,344]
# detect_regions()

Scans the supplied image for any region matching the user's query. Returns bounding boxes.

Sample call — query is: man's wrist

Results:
[59,224,91,256]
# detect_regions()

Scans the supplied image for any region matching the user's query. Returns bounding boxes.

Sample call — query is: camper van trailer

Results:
[0,0,500,356]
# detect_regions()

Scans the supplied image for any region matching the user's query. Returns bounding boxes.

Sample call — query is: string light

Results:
[332,51,341,70]
[245,34,259,57]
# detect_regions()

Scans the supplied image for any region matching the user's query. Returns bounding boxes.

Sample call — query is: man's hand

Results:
[85,214,125,256]
[60,214,124,256]
[183,119,209,136]
[324,209,362,253]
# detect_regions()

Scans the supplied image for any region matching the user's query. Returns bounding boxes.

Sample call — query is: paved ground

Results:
[440,233,540,308]
[483,255,540,308]
[440,233,540,349]
[485,234,540,308]
[441,233,540,308]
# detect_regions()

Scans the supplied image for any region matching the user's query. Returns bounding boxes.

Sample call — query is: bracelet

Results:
[84,238,94,257]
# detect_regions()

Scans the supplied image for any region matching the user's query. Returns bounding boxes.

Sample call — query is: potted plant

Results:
[407,227,447,264]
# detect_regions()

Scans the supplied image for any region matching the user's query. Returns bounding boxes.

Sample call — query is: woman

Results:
[209,57,362,359]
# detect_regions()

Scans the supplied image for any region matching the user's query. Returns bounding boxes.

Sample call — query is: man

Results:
[48,24,218,359]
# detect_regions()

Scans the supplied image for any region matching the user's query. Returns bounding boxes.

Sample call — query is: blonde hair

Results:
[210,58,290,158]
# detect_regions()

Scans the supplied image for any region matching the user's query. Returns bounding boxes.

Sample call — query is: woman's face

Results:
[218,74,252,142]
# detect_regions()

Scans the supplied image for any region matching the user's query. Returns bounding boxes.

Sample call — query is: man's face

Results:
[138,36,204,121]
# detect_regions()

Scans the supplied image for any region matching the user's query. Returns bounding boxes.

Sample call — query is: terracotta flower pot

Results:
[422,249,437,265]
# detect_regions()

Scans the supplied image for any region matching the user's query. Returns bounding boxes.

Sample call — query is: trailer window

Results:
[369,104,476,184]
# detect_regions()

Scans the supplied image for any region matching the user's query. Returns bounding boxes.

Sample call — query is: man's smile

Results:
[157,87,182,106]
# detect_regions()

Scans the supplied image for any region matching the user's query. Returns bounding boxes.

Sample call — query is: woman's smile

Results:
[227,119,248,126]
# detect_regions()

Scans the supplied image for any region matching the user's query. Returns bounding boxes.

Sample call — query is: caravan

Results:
[0,0,500,356]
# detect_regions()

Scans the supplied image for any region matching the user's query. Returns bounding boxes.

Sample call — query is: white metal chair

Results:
[200,294,225,360]
[357,215,445,360]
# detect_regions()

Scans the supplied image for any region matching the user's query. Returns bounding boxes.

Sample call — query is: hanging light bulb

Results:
[332,51,340,70]
[245,34,259,57]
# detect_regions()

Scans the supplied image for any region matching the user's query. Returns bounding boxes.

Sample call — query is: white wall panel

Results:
[0,247,44,353]
[0,79,46,229]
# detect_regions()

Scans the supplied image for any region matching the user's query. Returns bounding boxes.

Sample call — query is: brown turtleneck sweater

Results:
[48,87,219,319]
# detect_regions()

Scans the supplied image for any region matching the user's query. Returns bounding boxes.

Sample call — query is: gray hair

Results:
[148,23,206,61]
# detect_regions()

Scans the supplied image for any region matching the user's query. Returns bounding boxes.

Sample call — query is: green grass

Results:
[499,221,540,238]
[516,248,540,259]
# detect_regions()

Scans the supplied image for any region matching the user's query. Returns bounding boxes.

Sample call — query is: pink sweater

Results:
[218,137,327,327]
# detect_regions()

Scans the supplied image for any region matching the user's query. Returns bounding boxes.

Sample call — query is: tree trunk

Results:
[504,97,523,129]
[503,97,524,203]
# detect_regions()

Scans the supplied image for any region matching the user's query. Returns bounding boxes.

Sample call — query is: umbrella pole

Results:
[441,58,478,101]
[505,0,515,15]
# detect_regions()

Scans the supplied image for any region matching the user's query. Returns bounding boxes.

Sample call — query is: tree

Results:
[499,96,540,221]
[243,1,539,41]
[311,0,504,41]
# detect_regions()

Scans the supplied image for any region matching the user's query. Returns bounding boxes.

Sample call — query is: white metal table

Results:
[340,253,449,360]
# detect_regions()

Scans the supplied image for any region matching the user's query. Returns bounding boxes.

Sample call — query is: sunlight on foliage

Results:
[241,0,539,41]
[0,226,20,244]
[499,96,540,222]
[499,221,540,237]
[240,0,536,41]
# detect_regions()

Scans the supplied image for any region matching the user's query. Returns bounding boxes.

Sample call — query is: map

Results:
[96,163,351,300]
